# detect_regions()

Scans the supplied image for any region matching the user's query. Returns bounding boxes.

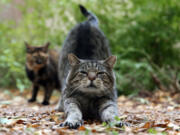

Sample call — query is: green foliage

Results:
[112,0,180,94]
[0,0,180,94]
[147,128,157,134]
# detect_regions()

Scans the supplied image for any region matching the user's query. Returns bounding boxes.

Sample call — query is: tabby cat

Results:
[25,42,60,105]
[57,5,125,129]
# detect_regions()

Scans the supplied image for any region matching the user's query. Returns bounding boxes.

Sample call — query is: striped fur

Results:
[57,5,123,129]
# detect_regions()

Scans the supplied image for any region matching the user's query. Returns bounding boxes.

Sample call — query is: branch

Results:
[151,72,167,91]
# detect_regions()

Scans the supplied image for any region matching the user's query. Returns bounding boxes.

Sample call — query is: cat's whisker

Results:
[68,85,82,96]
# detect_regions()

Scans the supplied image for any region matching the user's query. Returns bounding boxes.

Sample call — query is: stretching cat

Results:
[57,5,125,129]
[25,42,60,105]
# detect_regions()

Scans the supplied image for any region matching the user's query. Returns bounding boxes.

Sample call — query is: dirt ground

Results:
[0,89,180,135]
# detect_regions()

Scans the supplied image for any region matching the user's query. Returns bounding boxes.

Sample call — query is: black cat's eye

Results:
[27,49,34,53]
[80,71,88,75]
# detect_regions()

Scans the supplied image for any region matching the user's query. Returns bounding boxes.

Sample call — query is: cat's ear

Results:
[44,42,50,48]
[24,41,31,52]
[104,55,117,68]
[43,42,50,52]
[25,41,30,48]
[68,53,80,66]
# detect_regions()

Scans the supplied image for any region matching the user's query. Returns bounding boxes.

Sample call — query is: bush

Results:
[0,0,180,94]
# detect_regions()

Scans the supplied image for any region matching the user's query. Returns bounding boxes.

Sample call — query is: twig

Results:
[150,72,167,91]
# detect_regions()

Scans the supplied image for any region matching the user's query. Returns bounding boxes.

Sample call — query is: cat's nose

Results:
[36,59,42,64]
[88,72,96,81]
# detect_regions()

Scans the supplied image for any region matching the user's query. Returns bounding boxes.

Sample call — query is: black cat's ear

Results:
[43,42,50,52]
[25,41,29,48]
[104,55,117,68]
[44,42,50,48]
[68,53,80,66]
[25,41,31,52]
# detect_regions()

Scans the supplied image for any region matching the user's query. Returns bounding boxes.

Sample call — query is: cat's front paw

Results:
[60,119,83,129]
[28,98,36,103]
[42,101,49,105]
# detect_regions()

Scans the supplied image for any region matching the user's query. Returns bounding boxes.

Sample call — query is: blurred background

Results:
[0,0,179,95]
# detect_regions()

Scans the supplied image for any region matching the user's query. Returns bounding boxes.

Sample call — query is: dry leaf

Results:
[16,119,25,124]
[78,126,86,131]
[0,89,179,135]
[142,122,151,128]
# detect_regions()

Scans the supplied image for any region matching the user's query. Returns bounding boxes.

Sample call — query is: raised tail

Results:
[79,4,99,27]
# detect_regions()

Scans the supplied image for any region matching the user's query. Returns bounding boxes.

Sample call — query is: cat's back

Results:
[62,22,110,60]
[49,50,59,65]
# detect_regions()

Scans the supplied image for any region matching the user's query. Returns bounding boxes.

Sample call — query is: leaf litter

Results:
[0,89,179,135]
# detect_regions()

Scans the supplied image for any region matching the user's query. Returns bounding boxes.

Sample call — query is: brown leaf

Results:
[1,105,8,108]
[164,127,173,131]
[142,122,151,129]
[133,127,148,133]
[56,128,76,135]
[164,119,170,124]
[31,124,40,128]
[78,126,86,131]
[50,115,60,123]
[153,123,168,128]
[174,119,180,123]
[16,119,25,124]
[92,129,97,133]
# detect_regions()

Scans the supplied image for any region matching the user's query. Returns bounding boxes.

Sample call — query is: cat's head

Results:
[25,42,50,70]
[66,53,116,95]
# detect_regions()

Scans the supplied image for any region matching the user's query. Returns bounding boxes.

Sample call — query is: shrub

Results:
[0,0,179,94]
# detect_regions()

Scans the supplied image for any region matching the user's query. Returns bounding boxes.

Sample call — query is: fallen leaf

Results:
[91,129,97,133]
[174,119,180,123]
[78,126,86,131]
[31,124,40,128]
[16,119,25,124]
[142,122,152,129]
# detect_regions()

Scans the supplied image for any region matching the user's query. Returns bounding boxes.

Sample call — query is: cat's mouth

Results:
[87,82,97,88]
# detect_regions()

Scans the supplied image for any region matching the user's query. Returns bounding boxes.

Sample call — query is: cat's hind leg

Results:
[42,86,53,105]
[28,84,39,102]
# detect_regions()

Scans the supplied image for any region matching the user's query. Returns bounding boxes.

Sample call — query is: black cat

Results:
[25,42,60,105]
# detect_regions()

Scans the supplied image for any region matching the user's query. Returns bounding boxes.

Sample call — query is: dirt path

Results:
[0,89,179,135]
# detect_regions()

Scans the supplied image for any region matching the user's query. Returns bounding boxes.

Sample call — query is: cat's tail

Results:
[79,4,99,27]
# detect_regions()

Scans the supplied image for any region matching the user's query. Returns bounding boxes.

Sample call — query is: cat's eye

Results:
[80,71,88,75]
[97,72,106,75]
[27,49,34,53]
[97,72,107,77]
